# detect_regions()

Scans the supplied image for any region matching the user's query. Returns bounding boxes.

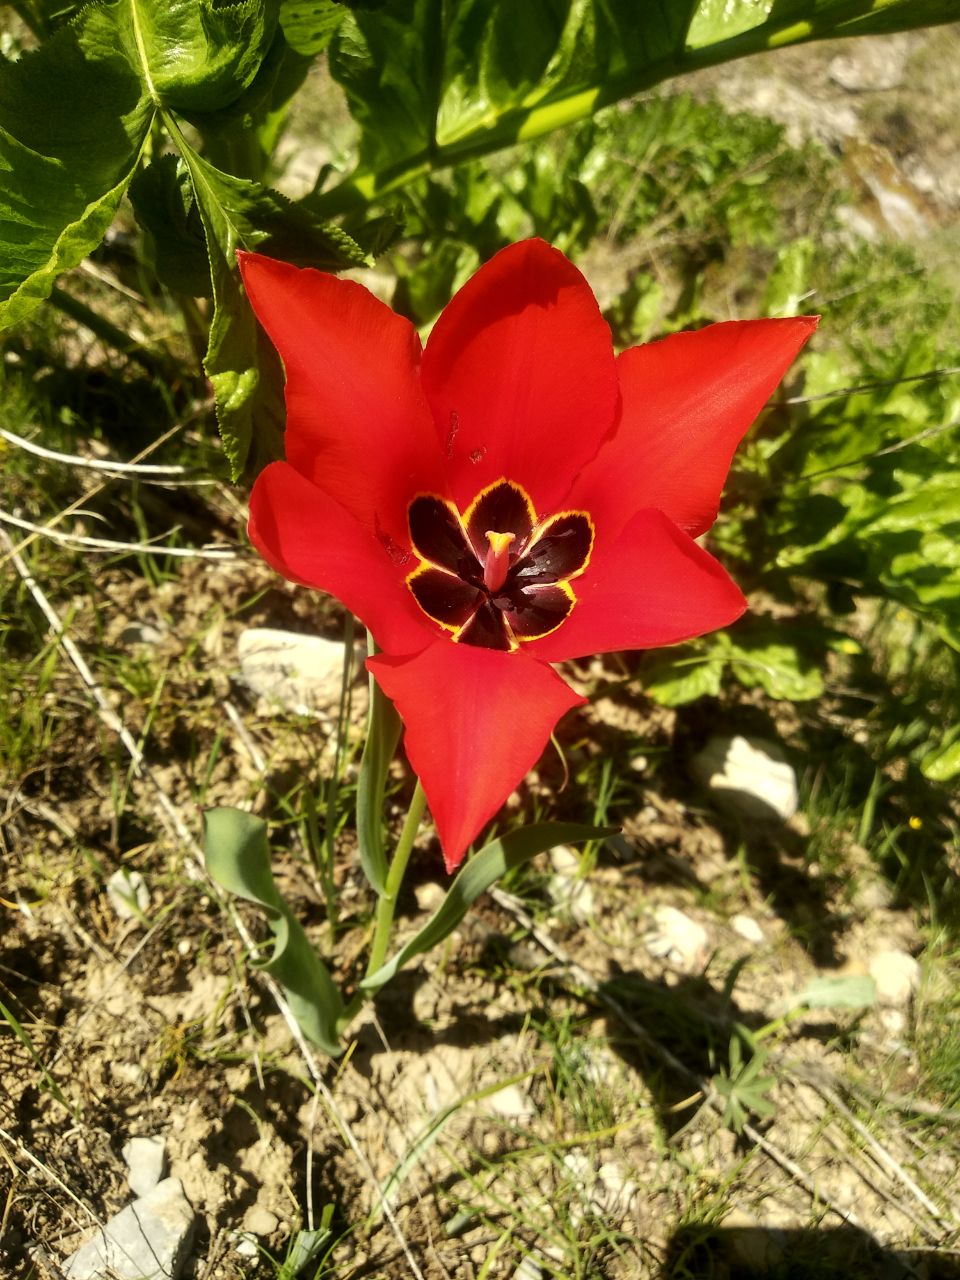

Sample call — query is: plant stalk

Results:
[336,780,427,1035]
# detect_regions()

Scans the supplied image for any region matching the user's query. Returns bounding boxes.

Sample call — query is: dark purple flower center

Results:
[405,479,593,650]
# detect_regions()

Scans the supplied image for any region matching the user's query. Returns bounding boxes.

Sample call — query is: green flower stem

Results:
[336,779,427,1036]
[365,780,427,979]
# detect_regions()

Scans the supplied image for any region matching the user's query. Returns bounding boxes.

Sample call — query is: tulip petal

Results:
[368,643,585,871]
[238,252,446,546]
[525,509,747,662]
[568,317,818,540]
[421,239,620,516]
[249,462,433,654]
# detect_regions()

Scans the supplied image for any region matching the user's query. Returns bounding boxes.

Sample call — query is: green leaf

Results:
[119,0,279,112]
[128,155,212,297]
[204,807,345,1057]
[788,974,877,1011]
[361,821,614,994]
[0,2,154,328]
[728,637,824,702]
[170,117,368,476]
[922,725,960,783]
[280,0,347,54]
[321,0,960,213]
[641,648,724,707]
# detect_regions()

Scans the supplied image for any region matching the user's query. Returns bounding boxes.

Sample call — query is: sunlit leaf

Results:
[362,821,614,993]
[204,806,344,1057]
[321,0,960,212]
[279,0,346,54]
[171,121,368,476]
[119,0,279,113]
[788,974,877,1011]
[0,2,153,328]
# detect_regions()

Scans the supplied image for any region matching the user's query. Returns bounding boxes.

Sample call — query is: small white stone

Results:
[64,1177,195,1279]
[691,735,798,822]
[414,881,445,912]
[106,869,150,922]
[486,1084,535,1120]
[548,844,581,875]
[237,628,360,716]
[645,907,708,972]
[869,949,920,1007]
[122,1135,166,1197]
[731,914,764,945]
[235,1234,259,1258]
[828,38,909,92]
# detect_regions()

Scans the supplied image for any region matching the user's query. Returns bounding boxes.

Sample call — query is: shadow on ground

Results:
[661,1222,960,1279]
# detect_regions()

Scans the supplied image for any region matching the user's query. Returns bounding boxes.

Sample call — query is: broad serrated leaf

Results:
[728,638,824,701]
[120,0,279,113]
[362,822,614,994]
[641,648,724,706]
[280,0,346,54]
[128,155,212,297]
[322,0,960,212]
[0,1,153,328]
[171,120,368,475]
[204,807,344,1057]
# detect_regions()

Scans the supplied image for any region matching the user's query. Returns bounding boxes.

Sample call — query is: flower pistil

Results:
[405,478,594,651]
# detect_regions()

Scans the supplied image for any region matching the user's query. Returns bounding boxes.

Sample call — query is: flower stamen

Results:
[483,530,515,592]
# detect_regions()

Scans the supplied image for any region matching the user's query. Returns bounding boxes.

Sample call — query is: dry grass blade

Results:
[0,508,237,559]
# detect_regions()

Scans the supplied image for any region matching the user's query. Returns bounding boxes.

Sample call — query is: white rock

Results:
[234,1235,259,1259]
[548,844,581,875]
[486,1084,535,1120]
[731,915,764,945]
[237,628,359,716]
[64,1177,195,1279]
[691,735,798,822]
[828,38,910,92]
[122,1136,166,1197]
[869,949,920,1006]
[645,907,709,972]
[106,869,150,922]
[413,881,445,913]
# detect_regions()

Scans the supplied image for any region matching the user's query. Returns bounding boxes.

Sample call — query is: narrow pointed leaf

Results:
[361,821,614,993]
[0,2,153,328]
[204,807,344,1057]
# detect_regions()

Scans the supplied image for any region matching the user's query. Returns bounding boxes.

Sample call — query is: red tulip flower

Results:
[239,241,816,871]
